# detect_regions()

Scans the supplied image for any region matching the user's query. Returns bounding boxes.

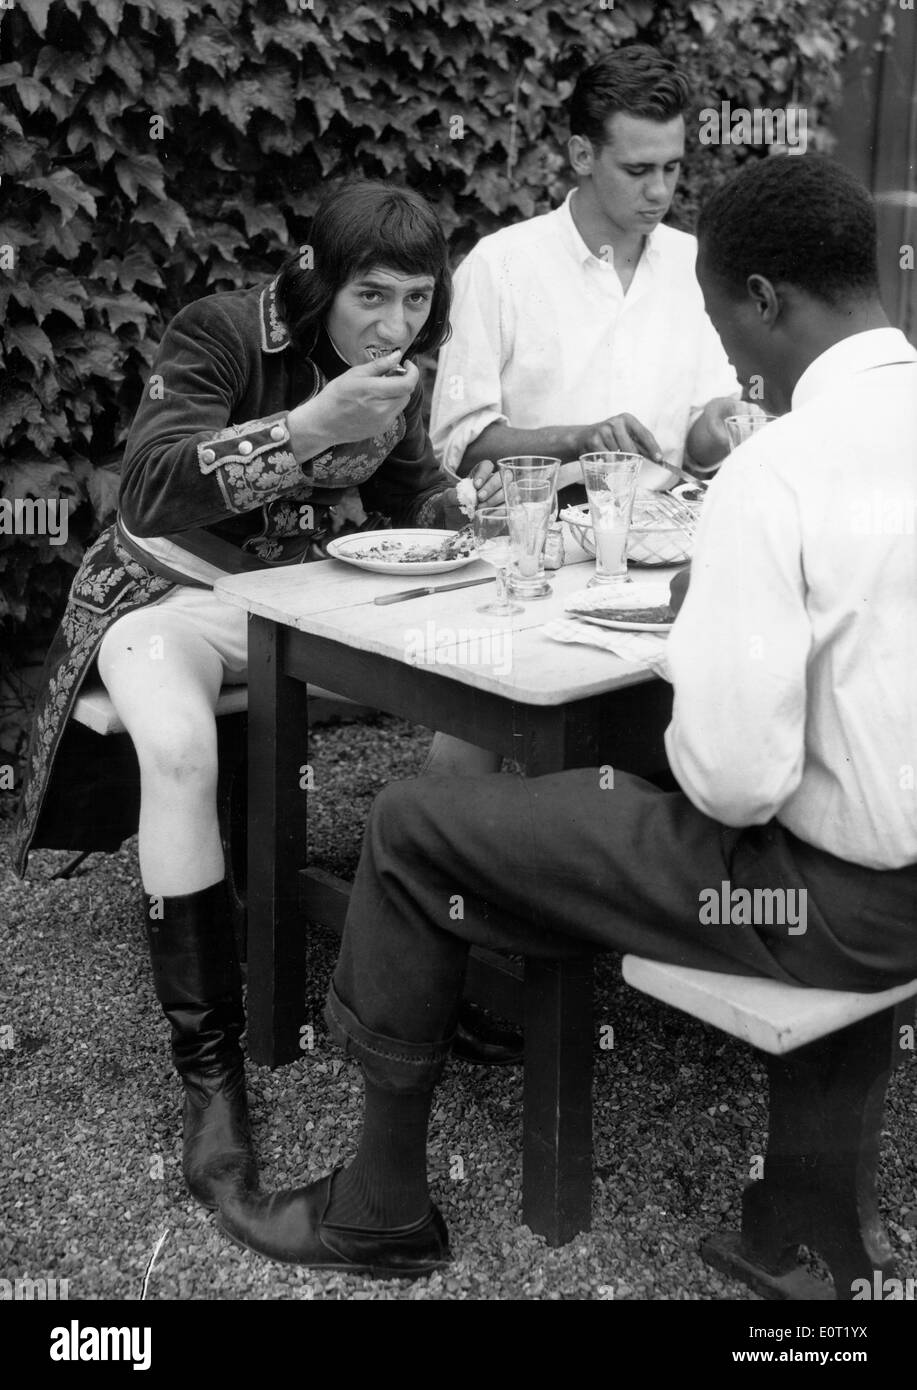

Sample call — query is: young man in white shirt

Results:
[220,156,917,1277]
[430,44,743,497]
[423,45,743,780]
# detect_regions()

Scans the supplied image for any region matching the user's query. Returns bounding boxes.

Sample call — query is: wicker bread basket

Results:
[561,490,700,566]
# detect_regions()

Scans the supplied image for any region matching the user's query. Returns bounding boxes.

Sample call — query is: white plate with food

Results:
[564,585,675,632]
[325,528,477,575]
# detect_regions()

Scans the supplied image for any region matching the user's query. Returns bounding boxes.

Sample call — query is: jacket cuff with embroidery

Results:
[197,413,326,513]
[412,488,456,529]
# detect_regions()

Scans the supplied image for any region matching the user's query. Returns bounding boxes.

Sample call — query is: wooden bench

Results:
[71,681,370,736]
[65,680,372,942]
[60,682,249,937]
[622,955,917,1301]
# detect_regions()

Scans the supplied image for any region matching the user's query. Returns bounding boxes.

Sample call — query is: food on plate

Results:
[343,527,475,564]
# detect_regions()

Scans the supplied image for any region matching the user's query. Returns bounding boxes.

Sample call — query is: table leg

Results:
[246,617,310,1067]
[522,955,595,1245]
[518,712,596,1246]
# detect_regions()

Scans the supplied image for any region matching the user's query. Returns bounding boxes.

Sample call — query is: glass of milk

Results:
[580,452,643,587]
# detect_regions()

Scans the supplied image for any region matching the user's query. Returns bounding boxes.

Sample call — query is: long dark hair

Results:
[276,180,452,357]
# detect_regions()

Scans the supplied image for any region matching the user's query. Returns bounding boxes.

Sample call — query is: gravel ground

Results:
[1,713,915,1302]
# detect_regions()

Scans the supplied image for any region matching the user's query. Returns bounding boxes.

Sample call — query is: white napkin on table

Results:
[542,618,671,682]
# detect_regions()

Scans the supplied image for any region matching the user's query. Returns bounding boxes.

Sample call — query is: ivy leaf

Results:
[55,331,125,385]
[0,586,28,626]
[135,0,191,45]
[89,470,121,526]
[0,134,42,177]
[0,459,80,504]
[624,0,655,24]
[191,220,248,263]
[23,169,99,224]
[10,271,88,327]
[12,73,51,115]
[19,0,54,37]
[101,38,145,91]
[94,0,125,35]
[24,407,71,457]
[91,289,157,333]
[249,67,296,121]
[86,86,127,136]
[114,153,167,203]
[179,18,243,77]
[0,385,44,444]
[689,1,720,37]
[240,203,289,241]
[199,71,295,129]
[66,117,117,166]
[132,194,193,248]
[311,83,350,134]
[198,78,259,133]
[34,208,92,260]
[72,459,121,526]
[0,219,38,249]
[116,246,165,291]
[5,323,56,373]
[34,45,97,97]
[251,13,332,59]
[130,337,160,371]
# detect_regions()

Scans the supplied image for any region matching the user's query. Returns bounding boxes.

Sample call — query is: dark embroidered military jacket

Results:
[118,275,451,556]
[12,278,452,875]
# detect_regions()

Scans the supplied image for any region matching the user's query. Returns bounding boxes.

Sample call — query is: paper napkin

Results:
[542,618,671,682]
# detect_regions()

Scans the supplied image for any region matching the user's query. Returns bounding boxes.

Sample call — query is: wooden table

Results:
[216,550,678,1244]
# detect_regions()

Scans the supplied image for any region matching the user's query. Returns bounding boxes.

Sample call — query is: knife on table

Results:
[374,575,495,606]
[656,459,710,490]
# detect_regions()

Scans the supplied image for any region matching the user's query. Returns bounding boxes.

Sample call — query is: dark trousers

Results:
[325,770,917,1092]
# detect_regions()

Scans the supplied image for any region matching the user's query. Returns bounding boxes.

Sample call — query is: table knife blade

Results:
[657,458,710,490]
[373,575,495,605]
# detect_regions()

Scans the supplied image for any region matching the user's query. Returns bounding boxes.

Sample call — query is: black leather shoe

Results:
[452,1001,523,1066]
[218,1171,451,1279]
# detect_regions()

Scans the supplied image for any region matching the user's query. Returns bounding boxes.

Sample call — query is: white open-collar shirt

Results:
[666,327,917,869]
[430,191,739,489]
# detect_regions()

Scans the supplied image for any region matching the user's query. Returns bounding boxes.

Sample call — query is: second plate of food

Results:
[564,584,675,632]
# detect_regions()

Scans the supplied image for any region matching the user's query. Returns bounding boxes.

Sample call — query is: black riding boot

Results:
[143,880,258,1210]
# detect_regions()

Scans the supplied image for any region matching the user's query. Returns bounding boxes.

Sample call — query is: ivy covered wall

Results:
[0,0,886,764]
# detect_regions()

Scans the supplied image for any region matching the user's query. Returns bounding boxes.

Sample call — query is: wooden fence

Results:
[832,2,917,342]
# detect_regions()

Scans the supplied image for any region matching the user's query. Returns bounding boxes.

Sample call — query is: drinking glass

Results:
[497,456,561,600]
[724,411,775,451]
[471,506,524,615]
[580,451,643,587]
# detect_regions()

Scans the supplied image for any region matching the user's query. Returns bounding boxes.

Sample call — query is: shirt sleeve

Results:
[118,298,312,536]
[664,447,810,825]
[430,248,509,474]
[359,377,452,528]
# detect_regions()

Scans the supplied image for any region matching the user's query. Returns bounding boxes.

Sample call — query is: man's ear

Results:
[746,274,781,326]
[568,134,593,177]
